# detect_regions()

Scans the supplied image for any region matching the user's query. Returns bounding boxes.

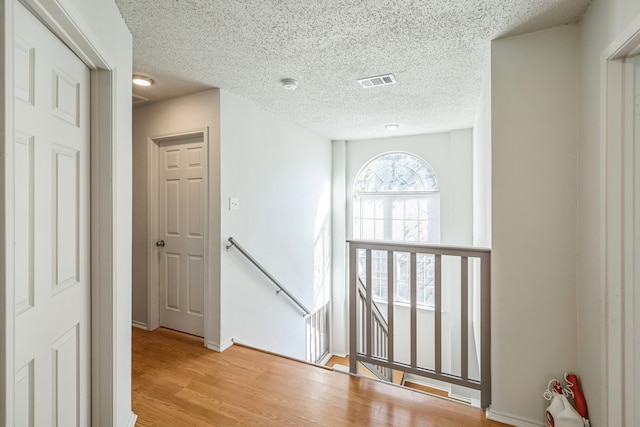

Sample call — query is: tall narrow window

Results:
[353,152,440,307]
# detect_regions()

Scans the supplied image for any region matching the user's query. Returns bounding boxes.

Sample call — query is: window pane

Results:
[404,220,419,242]
[392,219,404,241]
[374,199,385,218]
[362,219,375,240]
[405,199,419,220]
[355,152,439,193]
[394,252,410,303]
[362,199,375,219]
[392,199,404,219]
[371,250,387,301]
[375,219,384,240]
[417,254,435,307]
[418,220,428,241]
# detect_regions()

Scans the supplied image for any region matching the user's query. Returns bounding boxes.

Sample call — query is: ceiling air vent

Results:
[132,94,149,106]
[358,73,397,89]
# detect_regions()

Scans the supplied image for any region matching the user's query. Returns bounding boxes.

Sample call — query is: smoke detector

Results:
[281,78,298,91]
[358,73,397,89]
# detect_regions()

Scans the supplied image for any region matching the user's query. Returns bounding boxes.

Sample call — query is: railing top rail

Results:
[226,237,311,316]
[347,239,491,257]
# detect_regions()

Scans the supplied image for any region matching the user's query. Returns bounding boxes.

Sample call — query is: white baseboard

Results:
[126,411,138,427]
[486,406,545,427]
[317,352,332,366]
[206,338,233,352]
[333,364,349,374]
[404,374,451,393]
[131,321,148,330]
[448,392,472,405]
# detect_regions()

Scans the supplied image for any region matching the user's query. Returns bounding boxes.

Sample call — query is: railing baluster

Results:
[313,314,316,362]
[410,252,417,368]
[317,309,322,362]
[321,304,325,356]
[387,250,394,367]
[373,320,377,357]
[358,299,363,353]
[365,249,372,358]
[480,253,492,409]
[461,256,469,380]
[434,254,442,374]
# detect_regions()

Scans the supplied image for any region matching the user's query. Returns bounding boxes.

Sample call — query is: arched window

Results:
[353,152,440,307]
[353,152,440,243]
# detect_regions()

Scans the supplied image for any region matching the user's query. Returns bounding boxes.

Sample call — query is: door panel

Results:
[14,132,34,315]
[53,145,80,290]
[13,2,91,425]
[188,178,204,237]
[188,255,204,315]
[158,138,206,337]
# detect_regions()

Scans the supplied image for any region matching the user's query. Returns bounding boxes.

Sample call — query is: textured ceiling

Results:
[117,0,591,140]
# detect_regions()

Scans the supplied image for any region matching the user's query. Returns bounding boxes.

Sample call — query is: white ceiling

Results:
[117,0,591,140]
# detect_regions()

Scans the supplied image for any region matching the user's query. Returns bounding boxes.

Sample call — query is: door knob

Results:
[156,240,165,247]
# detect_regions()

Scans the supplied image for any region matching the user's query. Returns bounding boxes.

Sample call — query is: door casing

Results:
[601,12,640,427]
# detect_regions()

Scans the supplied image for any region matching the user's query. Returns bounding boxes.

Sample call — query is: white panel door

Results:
[158,137,206,337]
[13,2,90,426]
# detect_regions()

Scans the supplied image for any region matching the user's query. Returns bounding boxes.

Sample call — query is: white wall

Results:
[131,90,221,347]
[490,25,578,425]
[473,65,492,249]
[331,140,348,356]
[577,2,640,426]
[219,90,332,358]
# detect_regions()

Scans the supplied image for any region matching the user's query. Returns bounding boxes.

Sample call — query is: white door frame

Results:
[601,13,640,427]
[1,0,127,425]
[146,128,210,339]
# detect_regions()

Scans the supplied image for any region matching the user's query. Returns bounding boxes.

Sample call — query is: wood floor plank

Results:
[132,327,511,426]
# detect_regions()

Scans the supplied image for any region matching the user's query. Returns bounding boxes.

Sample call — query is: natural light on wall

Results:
[306,183,332,363]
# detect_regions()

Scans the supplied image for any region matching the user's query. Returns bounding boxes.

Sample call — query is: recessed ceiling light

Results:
[385,123,400,130]
[132,75,154,87]
[281,78,298,91]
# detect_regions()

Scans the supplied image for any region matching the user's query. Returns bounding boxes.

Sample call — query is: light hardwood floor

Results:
[132,327,510,426]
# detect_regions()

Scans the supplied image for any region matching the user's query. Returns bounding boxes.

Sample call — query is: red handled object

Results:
[565,373,589,422]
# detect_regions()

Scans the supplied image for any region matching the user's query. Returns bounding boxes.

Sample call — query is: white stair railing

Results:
[348,240,491,409]
[306,301,330,363]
